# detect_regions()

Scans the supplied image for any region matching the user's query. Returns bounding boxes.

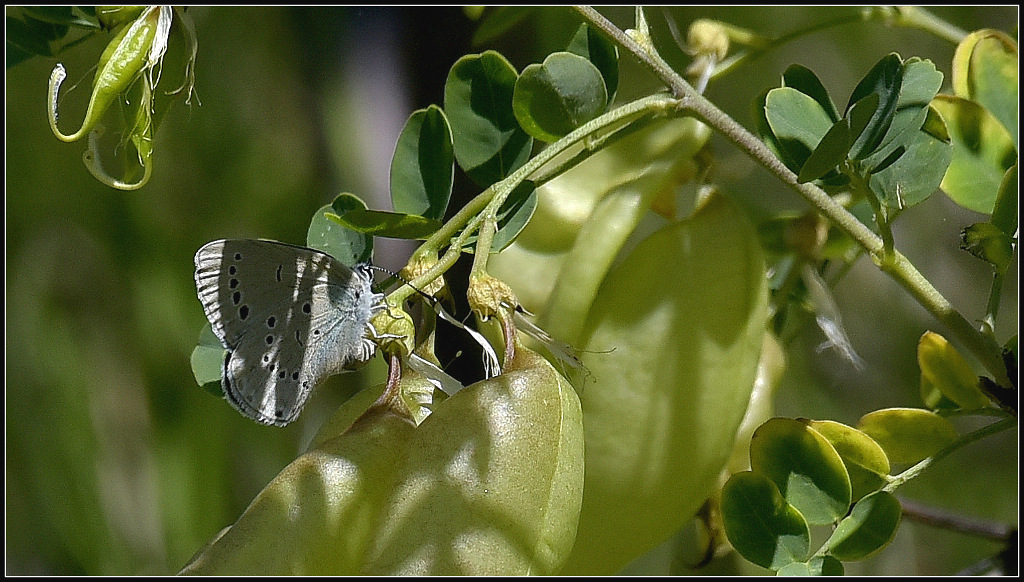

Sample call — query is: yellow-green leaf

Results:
[857,408,958,465]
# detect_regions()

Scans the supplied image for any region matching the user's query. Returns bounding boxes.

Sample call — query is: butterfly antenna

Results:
[365,264,438,305]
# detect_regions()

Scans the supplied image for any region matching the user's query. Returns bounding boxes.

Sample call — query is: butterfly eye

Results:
[266,316,276,328]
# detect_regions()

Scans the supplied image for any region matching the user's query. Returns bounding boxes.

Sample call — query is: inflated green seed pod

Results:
[181,346,583,575]
[560,193,768,574]
[179,378,419,576]
[363,345,584,575]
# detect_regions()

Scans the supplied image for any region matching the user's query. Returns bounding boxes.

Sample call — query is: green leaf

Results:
[918,331,989,410]
[896,58,945,106]
[806,420,890,502]
[782,64,840,123]
[952,29,1018,148]
[991,162,1018,237]
[390,105,454,221]
[327,209,442,240]
[857,408,958,465]
[825,491,902,561]
[865,58,944,158]
[846,53,904,160]
[721,471,811,571]
[764,87,836,173]
[867,105,953,209]
[566,23,619,104]
[754,89,797,172]
[20,6,76,27]
[513,52,608,142]
[190,323,226,396]
[798,115,851,183]
[776,556,845,576]
[846,92,880,148]
[931,95,1017,214]
[858,58,949,209]
[750,417,852,525]
[307,193,373,266]
[444,50,533,186]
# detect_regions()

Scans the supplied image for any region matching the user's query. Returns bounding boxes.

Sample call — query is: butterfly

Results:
[194,239,384,426]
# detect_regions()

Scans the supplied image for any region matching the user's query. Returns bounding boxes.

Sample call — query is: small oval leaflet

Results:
[194,239,384,426]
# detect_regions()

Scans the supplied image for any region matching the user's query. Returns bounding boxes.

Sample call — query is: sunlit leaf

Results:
[991,162,1018,238]
[513,52,608,142]
[806,420,890,502]
[327,209,442,240]
[951,29,1018,148]
[750,417,851,525]
[857,408,958,465]
[566,23,619,103]
[931,95,1016,214]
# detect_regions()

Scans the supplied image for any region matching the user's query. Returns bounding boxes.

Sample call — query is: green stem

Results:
[712,9,866,78]
[883,416,1017,492]
[703,8,964,81]
[575,6,689,98]
[574,6,1012,389]
[890,6,968,45]
[470,213,497,277]
[485,93,678,217]
[847,165,895,257]
[411,187,492,261]
[982,271,1004,338]
[397,210,486,304]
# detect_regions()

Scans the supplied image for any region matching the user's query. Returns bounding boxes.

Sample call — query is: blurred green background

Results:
[5,7,1017,575]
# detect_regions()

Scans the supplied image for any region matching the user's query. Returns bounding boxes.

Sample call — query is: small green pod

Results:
[50,6,161,143]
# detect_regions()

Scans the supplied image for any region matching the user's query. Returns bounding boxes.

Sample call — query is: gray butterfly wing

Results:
[194,239,383,426]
